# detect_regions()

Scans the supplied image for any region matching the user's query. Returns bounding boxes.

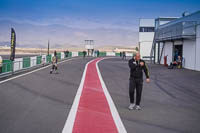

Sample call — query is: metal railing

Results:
[0,51,135,77]
[150,21,199,64]
[0,58,48,77]
[155,21,197,41]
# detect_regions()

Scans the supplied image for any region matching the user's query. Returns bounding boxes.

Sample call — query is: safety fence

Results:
[0,51,134,76]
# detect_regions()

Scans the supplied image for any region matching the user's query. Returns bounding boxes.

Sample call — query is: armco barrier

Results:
[23,57,31,68]
[37,56,42,65]
[116,53,120,56]
[14,58,23,71]
[126,53,134,57]
[72,52,78,57]
[61,52,65,59]
[106,52,115,56]
[46,54,52,63]
[0,52,65,75]
[30,56,37,67]
[51,54,54,61]
[57,53,61,60]
[2,60,13,73]
[0,51,135,77]
[64,52,72,58]
[68,52,72,57]
[42,55,47,64]
[99,52,106,57]
[78,51,84,56]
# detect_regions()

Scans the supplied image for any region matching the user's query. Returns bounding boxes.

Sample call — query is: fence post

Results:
[12,61,14,74]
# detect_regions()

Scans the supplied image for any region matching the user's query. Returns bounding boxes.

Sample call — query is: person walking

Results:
[120,52,122,57]
[128,53,150,110]
[122,51,126,60]
[50,51,58,74]
[0,56,2,73]
[65,50,69,58]
[97,50,100,57]
[83,51,86,58]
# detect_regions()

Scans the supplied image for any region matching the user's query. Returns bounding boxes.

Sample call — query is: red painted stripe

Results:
[72,58,118,133]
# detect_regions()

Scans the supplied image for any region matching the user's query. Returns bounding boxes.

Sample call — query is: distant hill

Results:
[0,41,10,47]
[0,19,138,48]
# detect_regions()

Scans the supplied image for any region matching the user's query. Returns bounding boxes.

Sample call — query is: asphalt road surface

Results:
[0,57,94,133]
[0,57,200,133]
[99,58,200,133]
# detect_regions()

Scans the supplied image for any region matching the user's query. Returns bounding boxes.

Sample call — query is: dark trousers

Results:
[129,78,143,105]
[52,64,57,70]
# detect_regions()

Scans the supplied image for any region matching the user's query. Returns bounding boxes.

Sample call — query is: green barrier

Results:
[37,56,42,64]
[69,52,72,57]
[2,60,13,73]
[78,52,84,56]
[23,57,31,68]
[46,55,52,63]
[57,53,61,60]
[115,53,120,56]
[64,52,70,58]
[99,52,106,57]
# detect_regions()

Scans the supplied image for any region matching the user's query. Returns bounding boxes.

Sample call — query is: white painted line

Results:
[0,58,78,84]
[96,58,127,133]
[62,57,126,133]
[62,59,95,133]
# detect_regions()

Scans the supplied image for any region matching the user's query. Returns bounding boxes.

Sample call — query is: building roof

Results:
[139,18,155,27]
[159,10,200,29]
[155,17,178,21]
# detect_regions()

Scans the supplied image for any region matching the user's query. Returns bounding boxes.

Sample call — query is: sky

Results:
[0,0,199,47]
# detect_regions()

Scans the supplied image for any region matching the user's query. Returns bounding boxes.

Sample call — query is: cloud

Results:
[0,16,138,30]
[0,18,138,47]
[73,32,88,38]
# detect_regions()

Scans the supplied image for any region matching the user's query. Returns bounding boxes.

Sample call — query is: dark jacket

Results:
[128,58,149,79]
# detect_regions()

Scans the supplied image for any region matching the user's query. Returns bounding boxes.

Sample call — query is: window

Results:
[139,27,155,32]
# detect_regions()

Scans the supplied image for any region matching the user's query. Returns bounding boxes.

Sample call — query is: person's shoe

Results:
[135,105,142,110]
[128,103,135,110]
[50,70,52,74]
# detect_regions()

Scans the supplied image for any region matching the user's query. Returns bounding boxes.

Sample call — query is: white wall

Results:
[183,39,196,70]
[72,52,78,57]
[160,41,173,65]
[195,25,200,71]
[159,37,199,71]
[139,32,154,59]
[106,52,115,56]
[140,41,152,59]
[126,53,133,57]
[30,56,37,67]
[51,54,54,60]
[14,58,23,71]
[42,55,46,63]
[139,32,154,42]
[61,52,65,59]
[139,19,155,59]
